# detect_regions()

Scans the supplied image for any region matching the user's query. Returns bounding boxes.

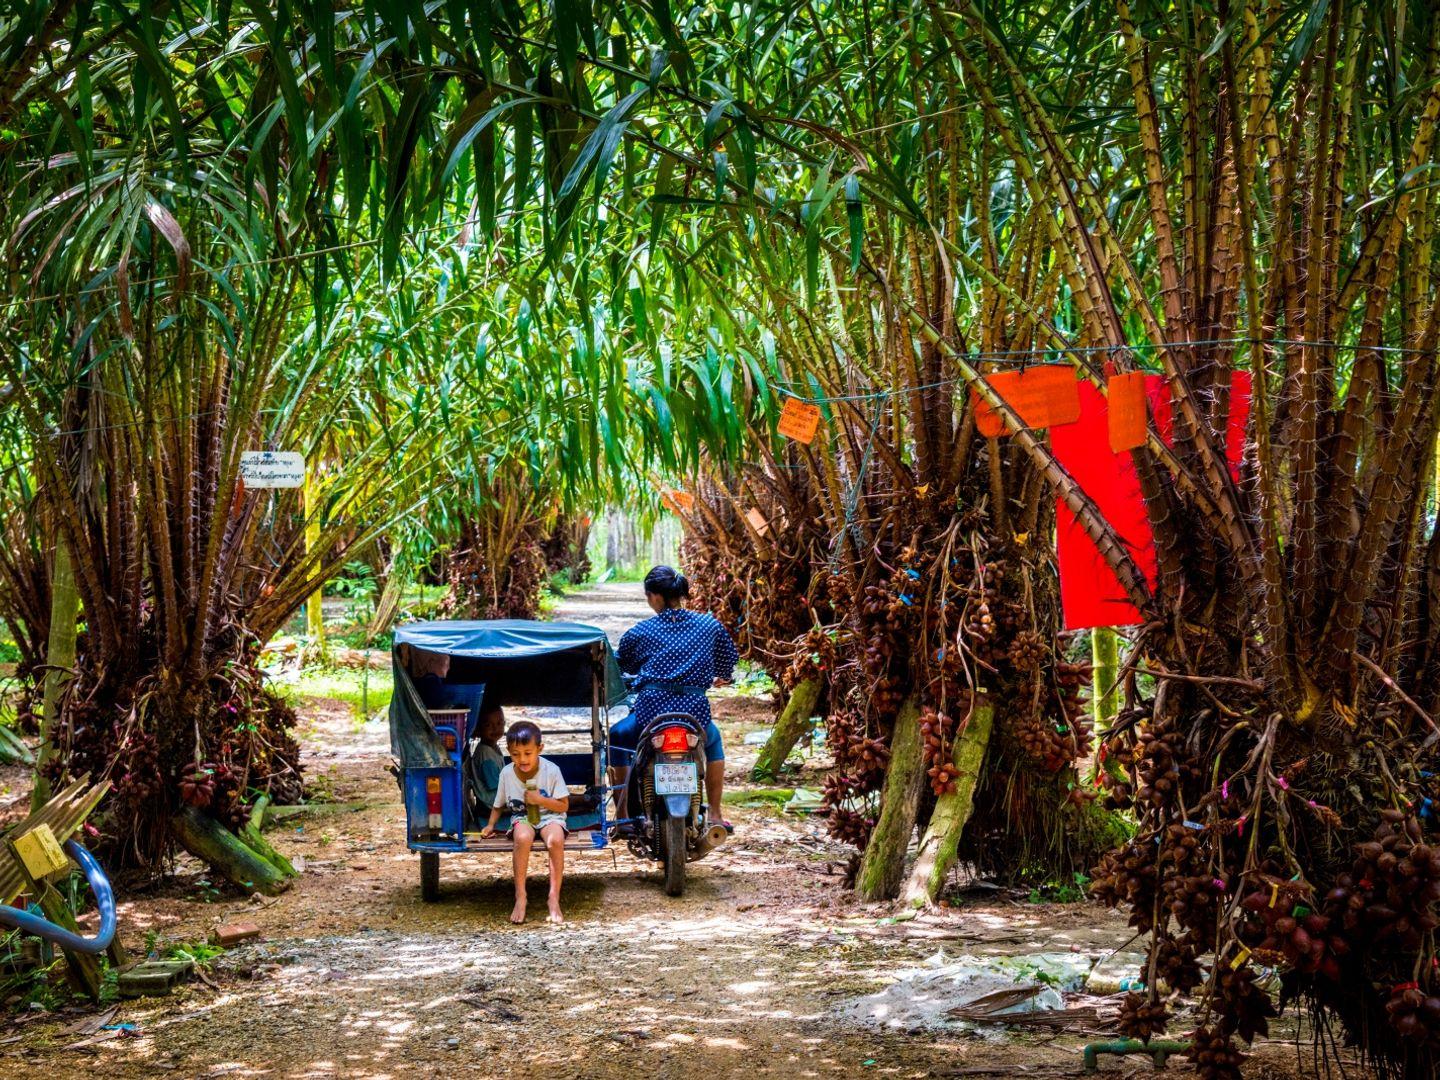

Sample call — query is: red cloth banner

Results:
[1050,372,1251,629]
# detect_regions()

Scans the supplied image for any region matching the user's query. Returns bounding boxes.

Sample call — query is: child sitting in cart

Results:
[469,704,506,813]
[479,721,569,924]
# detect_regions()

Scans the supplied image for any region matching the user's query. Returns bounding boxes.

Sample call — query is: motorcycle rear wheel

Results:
[661,814,687,897]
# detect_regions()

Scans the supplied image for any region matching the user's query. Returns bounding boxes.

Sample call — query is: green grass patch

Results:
[1028,871,1092,904]
[731,660,776,696]
[145,931,226,969]
[277,666,394,721]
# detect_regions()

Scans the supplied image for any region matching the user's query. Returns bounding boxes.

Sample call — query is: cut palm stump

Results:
[172,805,294,896]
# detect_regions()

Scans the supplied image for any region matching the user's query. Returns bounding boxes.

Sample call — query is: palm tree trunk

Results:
[751,676,823,781]
[901,700,994,906]
[855,696,923,901]
[1091,629,1120,730]
[31,540,78,811]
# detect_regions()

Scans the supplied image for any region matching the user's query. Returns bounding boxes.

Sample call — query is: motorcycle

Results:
[618,711,728,896]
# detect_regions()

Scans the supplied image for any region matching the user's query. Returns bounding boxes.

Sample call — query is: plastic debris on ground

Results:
[783,788,823,814]
[1084,951,1148,994]
[842,950,1108,1037]
[742,728,773,746]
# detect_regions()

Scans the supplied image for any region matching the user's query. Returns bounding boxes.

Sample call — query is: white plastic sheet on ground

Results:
[842,950,1098,1036]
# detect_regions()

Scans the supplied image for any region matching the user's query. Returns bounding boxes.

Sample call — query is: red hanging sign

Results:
[970,365,1082,438]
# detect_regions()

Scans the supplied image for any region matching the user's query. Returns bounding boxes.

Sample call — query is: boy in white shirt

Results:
[480,721,569,924]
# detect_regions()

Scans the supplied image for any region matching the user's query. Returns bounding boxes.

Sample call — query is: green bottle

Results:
[525,779,541,827]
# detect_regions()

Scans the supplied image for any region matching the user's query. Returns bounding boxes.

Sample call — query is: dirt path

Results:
[4,588,1366,1077]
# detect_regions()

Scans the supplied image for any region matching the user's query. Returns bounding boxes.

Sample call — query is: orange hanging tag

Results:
[974,393,1008,438]
[1107,372,1149,453]
[661,489,695,515]
[777,397,822,444]
[970,365,1081,437]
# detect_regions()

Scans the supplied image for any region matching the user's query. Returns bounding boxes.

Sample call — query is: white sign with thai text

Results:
[239,451,305,489]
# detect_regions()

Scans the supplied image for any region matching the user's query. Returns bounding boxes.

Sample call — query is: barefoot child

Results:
[480,721,569,923]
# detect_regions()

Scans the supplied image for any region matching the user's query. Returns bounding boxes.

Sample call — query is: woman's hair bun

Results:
[644,564,689,602]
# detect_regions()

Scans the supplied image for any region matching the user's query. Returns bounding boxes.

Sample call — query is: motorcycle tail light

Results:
[654,726,697,753]
[425,776,443,816]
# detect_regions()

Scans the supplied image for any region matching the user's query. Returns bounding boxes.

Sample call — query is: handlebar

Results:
[0,841,116,955]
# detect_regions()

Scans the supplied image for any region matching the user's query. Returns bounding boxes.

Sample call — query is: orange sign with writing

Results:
[970,365,1082,438]
[777,397,822,444]
[1107,372,1149,453]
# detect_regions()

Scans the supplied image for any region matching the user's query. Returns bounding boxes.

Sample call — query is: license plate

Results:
[654,761,698,796]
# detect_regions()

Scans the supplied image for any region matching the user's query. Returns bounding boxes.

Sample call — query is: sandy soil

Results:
[1,587,1369,1078]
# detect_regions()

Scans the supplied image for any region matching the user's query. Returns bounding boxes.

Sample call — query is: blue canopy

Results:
[389,619,629,768]
[397,619,613,661]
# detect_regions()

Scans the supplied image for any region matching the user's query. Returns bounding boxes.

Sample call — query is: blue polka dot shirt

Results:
[617,608,739,727]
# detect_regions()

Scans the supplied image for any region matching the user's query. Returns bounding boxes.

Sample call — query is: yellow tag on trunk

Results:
[12,824,70,882]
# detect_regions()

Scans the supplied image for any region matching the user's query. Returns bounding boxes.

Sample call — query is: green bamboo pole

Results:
[303,472,327,662]
[32,539,78,811]
[1092,628,1120,731]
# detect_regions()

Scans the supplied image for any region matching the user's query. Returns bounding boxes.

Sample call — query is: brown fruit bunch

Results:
[1006,629,1047,672]
[823,805,875,848]
[1116,992,1169,1042]
[1334,812,1440,954]
[1188,1026,1245,1080]
[1212,964,1275,1044]
[178,761,216,809]
[1162,868,1226,938]
[1091,845,1161,932]
[1384,984,1440,1047]
[1155,933,1205,993]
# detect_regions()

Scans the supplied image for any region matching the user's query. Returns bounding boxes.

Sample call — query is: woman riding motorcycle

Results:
[612,565,738,832]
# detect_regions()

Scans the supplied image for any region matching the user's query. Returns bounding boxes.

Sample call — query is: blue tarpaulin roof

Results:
[389,619,628,768]
[396,619,612,660]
